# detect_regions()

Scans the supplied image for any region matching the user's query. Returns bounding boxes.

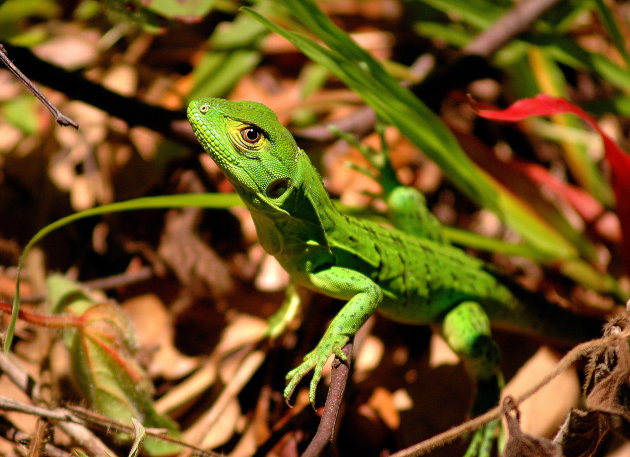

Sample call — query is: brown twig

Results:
[10,267,154,304]
[56,422,118,457]
[0,352,181,457]
[252,407,317,457]
[0,396,221,457]
[301,340,353,457]
[464,0,564,57]
[0,43,193,143]
[82,266,154,290]
[0,352,39,397]
[0,354,117,457]
[293,106,377,142]
[66,406,222,457]
[0,416,72,457]
[0,44,79,129]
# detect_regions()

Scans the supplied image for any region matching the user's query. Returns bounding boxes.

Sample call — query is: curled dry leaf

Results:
[554,409,609,457]
[502,396,563,457]
[554,304,630,457]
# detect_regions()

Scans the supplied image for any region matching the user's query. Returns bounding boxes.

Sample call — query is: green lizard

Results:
[187,97,601,456]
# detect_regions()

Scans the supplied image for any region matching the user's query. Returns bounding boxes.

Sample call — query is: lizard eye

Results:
[267,178,292,198]
[199,104,210,114]
[240,126,263,144]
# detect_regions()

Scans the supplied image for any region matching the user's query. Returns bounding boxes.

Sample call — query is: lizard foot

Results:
[284,334,349,405]
[330,123,400,197]
[464,418,500,457]
[463,374,503,457]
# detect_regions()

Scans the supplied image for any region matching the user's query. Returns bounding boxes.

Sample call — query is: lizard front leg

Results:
[265,282,301,339]
[442,300,503,457]
[284,266,383,405]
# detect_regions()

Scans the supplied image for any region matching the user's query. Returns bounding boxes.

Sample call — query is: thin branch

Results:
[0,43,193,143]
[296,0,564,142]
[0,353,117,457]
[300,317,373,457]
[252,407,316,457]
[464,0,564,57]
[301,340,353,457]
[0,396,221,457]
[83,266,154,290]
[57,422,118,457]
[0,396,70,421]
[1,350,194,457]
[10,267,154,304]
[0,44,78,129]
[0,416,73,457]
[0,352,39,397]
[294,106,377,142]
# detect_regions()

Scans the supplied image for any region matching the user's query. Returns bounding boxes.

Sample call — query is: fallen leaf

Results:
[123,293,198,379]
[503,347,580,438]
[502,396,562,457]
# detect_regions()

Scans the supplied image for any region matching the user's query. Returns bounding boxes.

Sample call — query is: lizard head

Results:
[187,98,303,211]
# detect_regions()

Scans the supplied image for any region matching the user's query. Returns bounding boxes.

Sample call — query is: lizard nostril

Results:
[199,104,210,114]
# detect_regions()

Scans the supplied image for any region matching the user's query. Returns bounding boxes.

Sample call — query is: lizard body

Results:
[187,98,600,456]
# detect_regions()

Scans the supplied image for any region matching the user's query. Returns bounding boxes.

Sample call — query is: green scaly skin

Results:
[187,98,600,456]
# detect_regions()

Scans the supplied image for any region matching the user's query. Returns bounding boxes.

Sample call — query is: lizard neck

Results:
[244,151,341,255]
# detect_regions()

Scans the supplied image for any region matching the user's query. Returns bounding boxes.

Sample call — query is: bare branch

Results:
[464,0,564,57]
[0,44,79,129]
[301,340,353,457]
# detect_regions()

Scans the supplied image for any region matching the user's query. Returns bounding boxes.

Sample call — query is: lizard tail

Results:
[487,286,605,347]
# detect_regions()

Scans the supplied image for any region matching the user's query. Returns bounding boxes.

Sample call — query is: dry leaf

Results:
[123,293,198,379]
[158,206,233,299]
[503,347,580,438]
[502,397,562,457]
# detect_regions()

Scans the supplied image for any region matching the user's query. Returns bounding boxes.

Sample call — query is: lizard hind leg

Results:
[442,300,504,457]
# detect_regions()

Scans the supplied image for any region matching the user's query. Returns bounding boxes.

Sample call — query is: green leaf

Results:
[102,0,214,23]
[532,34,630,91]
[0,0,60,41]
[48,274,182,456]
[146,0,214,21]
[1,94,38,134]
[188,7,268,99]
[420,0,504,29]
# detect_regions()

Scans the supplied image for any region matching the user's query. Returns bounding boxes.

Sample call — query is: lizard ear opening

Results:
[267,178,292,198]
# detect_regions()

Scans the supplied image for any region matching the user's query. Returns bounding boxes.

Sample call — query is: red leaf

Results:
[473,94,630,274]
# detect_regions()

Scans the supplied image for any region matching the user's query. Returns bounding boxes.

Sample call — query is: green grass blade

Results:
[4,193,243,353]
[594,0,630,69]
[244,3,589,260]
[533,35,630,91]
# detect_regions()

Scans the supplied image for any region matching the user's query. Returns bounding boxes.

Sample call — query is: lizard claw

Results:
[283,335,349,406]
